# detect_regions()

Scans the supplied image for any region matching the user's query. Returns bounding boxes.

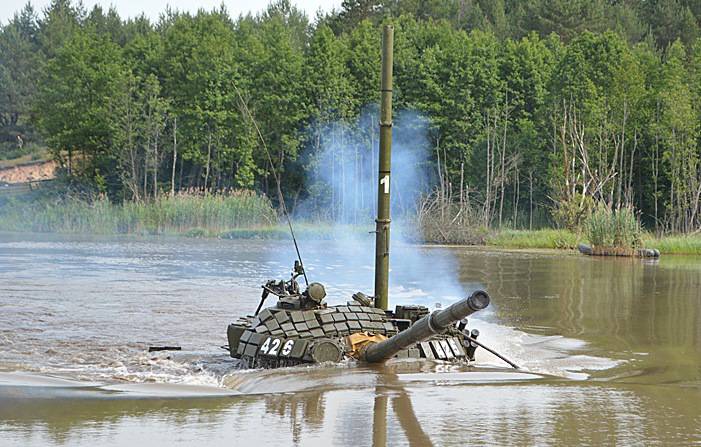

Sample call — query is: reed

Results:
[486,229,579,249]
[219,223,368,240]
[0,191,276,235]
[644,234,701,255]
[585,204,642,255]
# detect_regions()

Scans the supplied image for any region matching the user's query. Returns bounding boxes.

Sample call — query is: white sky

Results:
[1,0,343,25]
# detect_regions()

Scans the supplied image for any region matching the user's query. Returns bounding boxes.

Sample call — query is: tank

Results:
[225,25,493,369]
[226,263,490,368]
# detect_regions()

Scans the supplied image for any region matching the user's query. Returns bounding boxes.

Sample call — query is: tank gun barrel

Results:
[362,291,490,363]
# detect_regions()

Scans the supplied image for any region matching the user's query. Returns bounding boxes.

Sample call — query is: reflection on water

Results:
[452,249,701,385]
[1,233,700,445]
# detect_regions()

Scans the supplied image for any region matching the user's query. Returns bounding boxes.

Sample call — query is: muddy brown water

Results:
[0,233,699,446]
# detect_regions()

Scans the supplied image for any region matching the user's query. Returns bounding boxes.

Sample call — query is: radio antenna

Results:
[232,82,309,286]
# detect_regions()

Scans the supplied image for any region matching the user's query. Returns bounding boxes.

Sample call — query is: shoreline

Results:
[1,227,699,256]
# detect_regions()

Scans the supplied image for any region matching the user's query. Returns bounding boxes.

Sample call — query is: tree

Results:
[37,0,85,59]
[0,4,43,149]
[638,0,700,48]
[524,0,607,42]
[35,26,127,187]
[239,2,309,201]
[656,41,700,231]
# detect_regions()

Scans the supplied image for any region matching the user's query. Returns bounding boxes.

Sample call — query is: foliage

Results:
[551,193,594,230]
[486,228,579,250]
[585,203,642,252]
[1,0,701,236]
[0,190,276,235]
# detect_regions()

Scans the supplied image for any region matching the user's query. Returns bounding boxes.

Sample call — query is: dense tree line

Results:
[2,0,701,233]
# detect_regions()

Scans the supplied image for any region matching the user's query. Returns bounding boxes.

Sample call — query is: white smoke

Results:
[291,109,469,308]
[299,108,433,230]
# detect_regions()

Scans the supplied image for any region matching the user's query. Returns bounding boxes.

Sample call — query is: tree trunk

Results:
[143,133,150,200]
[171,116,177,197]
[513,168,519,227]
[204,127,212,194]
[153,129,159,201]
[529,170,533,230]
[484,112,491,226]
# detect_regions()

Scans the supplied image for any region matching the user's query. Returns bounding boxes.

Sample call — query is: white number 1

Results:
[380,175,390,194]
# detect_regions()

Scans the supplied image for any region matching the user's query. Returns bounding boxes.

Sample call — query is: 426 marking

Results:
[259,337,295,357]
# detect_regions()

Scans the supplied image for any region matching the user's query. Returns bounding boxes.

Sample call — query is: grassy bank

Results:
[641,234,701,255]
[485,229,580,250]
[0,144,50,169]
[0,191,277,235]
[0,192,371,240]
[484,228,701,255]
[1,193,700,254]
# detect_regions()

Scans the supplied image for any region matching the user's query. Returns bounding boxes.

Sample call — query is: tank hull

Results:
[227,292,489,369]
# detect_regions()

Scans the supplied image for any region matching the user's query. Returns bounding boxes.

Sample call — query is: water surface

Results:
[0,233,699,446]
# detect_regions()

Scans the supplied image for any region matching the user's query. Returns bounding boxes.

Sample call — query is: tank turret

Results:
[224,25,501,370]
[226,263,490,369]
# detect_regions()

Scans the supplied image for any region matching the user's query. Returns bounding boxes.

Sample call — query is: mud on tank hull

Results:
[227,292,488,369]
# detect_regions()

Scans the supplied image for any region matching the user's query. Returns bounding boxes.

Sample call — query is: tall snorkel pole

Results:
[359,26,508,367]
[374,25,394,311]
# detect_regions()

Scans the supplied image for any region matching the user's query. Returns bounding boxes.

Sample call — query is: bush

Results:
[585,203,641,254]
[416,191,490,245]
[551,193,594,230]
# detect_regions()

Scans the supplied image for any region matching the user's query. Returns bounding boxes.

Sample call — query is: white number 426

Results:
[260,337,295,357]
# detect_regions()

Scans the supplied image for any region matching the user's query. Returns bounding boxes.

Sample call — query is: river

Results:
[0,233,699,446]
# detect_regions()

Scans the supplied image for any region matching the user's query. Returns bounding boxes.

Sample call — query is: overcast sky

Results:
[1,0,343,25]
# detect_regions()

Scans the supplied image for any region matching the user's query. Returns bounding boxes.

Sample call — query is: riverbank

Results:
[0,159,56,183]
[1,196,700,254]
[483,228,701,255]
[0,192,276,235]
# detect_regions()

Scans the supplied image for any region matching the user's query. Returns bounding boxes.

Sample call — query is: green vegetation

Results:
[584,204,642,255]
[643,234,701,255]
[3,190,700,254]
[484,228,701,255]
[0,142,47,164]
[220,224,368,240]
[2,0,701,243]
[486,229,580,250]
[0,191,275,235]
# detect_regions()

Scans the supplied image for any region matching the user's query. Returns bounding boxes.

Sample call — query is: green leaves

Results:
[4,1,701,232]
[36,26,127,179]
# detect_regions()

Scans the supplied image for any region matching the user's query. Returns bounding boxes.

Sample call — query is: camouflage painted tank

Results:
[227,262,490,369]
[226,25,494,370]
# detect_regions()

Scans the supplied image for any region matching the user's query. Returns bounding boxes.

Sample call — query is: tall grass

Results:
[585,203,642,254]
[644,234,701,255]
[0,191,276,235]
[486,229,579,249]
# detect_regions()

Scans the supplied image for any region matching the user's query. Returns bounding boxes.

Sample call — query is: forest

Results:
[2,0,701,235]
